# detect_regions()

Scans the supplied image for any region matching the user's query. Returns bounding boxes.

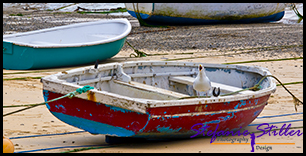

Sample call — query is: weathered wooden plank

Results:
[111,80,190,100]
[72,71,197,85]
[169,76,255,94]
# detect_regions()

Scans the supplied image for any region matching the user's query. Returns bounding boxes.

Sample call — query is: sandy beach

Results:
[3,8,303,153]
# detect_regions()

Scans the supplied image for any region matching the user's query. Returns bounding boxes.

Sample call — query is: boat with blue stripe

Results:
[125,3,286,25]
[3,19,131,70]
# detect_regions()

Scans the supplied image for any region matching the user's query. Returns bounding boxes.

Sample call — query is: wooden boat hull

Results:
[125,3,286,25]
[43,90,269,138]
[41,61,276,138]
[3,19,131,70]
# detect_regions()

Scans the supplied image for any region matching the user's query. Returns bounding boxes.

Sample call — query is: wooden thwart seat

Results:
[169,76,255,94]
[111,80,190,100]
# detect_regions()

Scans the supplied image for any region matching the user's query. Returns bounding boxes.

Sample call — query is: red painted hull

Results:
[44,90,270,138]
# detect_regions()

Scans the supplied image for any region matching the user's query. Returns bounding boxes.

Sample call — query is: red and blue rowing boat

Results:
[41,61,276,140]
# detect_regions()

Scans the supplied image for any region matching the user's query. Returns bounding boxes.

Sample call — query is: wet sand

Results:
[3,10,303,153]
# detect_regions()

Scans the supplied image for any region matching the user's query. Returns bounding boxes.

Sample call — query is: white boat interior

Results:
[56,61,273,101]
[3,19,131,47]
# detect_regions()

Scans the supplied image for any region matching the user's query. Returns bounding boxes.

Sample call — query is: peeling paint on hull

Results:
[43,90,269,138]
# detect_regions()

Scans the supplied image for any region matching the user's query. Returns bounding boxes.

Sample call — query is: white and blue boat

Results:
[125,3,286,25]
[3,19,131,70]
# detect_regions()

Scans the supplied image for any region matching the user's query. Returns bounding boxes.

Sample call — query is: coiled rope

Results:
[3,85,94,117]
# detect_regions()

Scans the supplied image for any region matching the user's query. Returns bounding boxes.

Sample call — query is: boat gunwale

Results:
[41,61,276,114]
[150,100,267,118]
[3,18,131,48]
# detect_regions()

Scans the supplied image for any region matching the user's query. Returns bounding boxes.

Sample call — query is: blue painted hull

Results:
[127,10,285,25]
[50,112,136,137]
[3,38,126,70]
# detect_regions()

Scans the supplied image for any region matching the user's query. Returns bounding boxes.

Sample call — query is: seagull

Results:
[193,64,212,97]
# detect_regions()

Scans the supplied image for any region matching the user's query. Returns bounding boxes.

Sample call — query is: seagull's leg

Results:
[193,89,197,97]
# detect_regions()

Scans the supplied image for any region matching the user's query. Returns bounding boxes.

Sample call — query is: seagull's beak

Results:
[199,64,203,71]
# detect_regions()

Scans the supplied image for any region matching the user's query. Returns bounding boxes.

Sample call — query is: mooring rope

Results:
[127,3,176,58]
[256,112,303,119]
[290,3,303,19]
[264,75,303,112]
[132,3,169,28]
[248,119,303,126]
[3,85,94,117]
[7,112,302,141]
[15,144,116,153]
[9,131,86,140]
[12,122,304,153]
[125,41,148,57]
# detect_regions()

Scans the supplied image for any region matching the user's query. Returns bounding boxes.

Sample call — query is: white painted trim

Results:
[3,18,131,48]
[151,102,267,118]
